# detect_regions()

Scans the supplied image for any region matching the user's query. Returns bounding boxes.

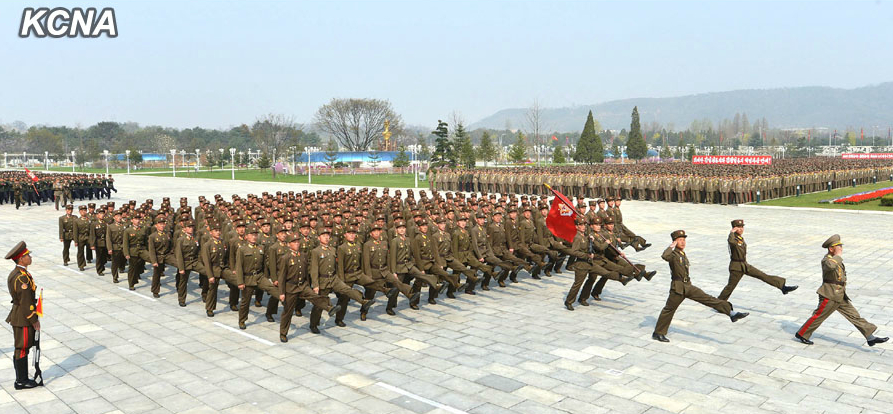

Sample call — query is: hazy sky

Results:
[2,0,891,129]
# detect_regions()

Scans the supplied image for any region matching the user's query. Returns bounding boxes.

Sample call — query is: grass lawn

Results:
[142,169,427,188]
[8,166,172,174]
[756,180,893,212]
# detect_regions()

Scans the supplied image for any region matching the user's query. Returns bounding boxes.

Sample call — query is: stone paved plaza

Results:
[1,174,891,414]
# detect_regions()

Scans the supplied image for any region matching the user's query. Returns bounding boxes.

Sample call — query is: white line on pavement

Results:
[213,322,275,346]
[57,264,83,274]
[375,382,468,414]
[117,287,156,302]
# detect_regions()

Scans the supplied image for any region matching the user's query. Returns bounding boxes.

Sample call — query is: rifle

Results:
[32,329,44,386]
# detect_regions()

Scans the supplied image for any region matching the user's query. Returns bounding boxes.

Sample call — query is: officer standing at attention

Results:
[794,235,889,346]
[717,219,797,301]
[652,230,749,342]
[58,204,75,266]
[6,241,41,390]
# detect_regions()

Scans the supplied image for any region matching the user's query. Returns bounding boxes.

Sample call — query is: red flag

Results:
[35,289,43,317]
[861,128,864,144]
[808,129,811,144]
[544,184,577,243]
[551,135,558,141]
[24,168,38,182]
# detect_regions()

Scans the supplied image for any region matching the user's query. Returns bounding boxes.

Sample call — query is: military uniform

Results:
[147,221,175,297]
[235,225,279,329]
[278,238,336,340]
[89,213,109,275]
[5,241,41,389]
[309,229,369,332]
[362,227,415,314]
[652,230,746,342]
[795,235,887,346]
[106,215,127,283]
[58,208,76,265]
[717,219,792,301]
[73,208,92,270]
[390,221,439,310]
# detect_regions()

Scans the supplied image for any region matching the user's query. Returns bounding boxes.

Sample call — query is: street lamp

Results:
[3,152,7,169]
[44,151,48,171]
[171,149,177,177]
[304,146,313,183]
[180,150,186,171]
[229,148,236,180]
[195,149,201,170]
[71,150,76,172]
[103,150,109,175]
[125,150,131,174]
[411,144,418,188]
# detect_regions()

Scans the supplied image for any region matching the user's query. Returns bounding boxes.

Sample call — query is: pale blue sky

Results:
[2,0,891,129]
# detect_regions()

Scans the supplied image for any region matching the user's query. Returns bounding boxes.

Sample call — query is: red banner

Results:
[24,168,39,182]
[841,153,893,160]
[692,155,773,165]
[544,185,578,243]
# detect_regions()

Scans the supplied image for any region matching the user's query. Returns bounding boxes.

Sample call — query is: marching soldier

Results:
[309,228,372,333]
[433,217,476,297]
[88,209,109,276]
[106,210,127,283]
[488,210,528,282]
[74,205,91,271]
[5,241,41,390]
[411,220,459,304]
[505,207,544,279]
[717,219,797,301]
[278,234,340,341]
[147,217,174,298]
[362,222,416,316]
[652,230,749,342]
[235,224,279,329]
[123,215,148,290]
[335,226,395,324]
[390,219,440,310]
[471,212,512,288]
[794,235,889,346]
[58,205,75,266]
[200,222,232,317]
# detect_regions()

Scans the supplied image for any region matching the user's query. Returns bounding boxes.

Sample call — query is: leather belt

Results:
[377,265,389,270]
[828,281,846,286]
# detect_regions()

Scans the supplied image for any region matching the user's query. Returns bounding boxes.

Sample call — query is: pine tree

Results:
[573,110,603,164]
[454,122,476,168]
[393,145,410,172]
[257,152,272,169]
[508,131,528,164]
[431,120,453,167]
[552,145,566,164]
[477,131,497,166]
[626,106,648,161]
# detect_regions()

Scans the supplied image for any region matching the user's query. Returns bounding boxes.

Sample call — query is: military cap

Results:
[394,219,407,228]
[259,219,271,226]
[245,224,259,234]
[65,204,73,210]
[371,222,383,231]
[78,205,87,211]
[319,227,332,235]
[235,220,246,227]
[456,215,467,221]
[88,203,96,208]
[5,241,30,261]
[492,210,503,216]
[475,212,486,219]
[597,198,606,204]
[286,234,299,243]
[154,217,166,224]
[508,206,518,213]
[670,230,687,241]
[300,218,311,228]
[731,219,744,228]
[345,226,359,234]
[283,215,294,222]
[606,196,614,202]
[603,217,614,225]
[574,218,587,226]
[183,220,195,227]
[588,216,602,225]
[209,222,222,231]
[523,206,533,213]
[822,234,842,248]
[434,217,446,223]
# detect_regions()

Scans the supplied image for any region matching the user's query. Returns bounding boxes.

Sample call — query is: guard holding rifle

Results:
[6,241,42,390]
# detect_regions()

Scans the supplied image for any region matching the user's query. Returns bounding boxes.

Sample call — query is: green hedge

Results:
[881,194,893,207]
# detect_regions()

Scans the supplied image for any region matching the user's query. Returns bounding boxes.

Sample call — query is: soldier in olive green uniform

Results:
[717,219,797,301]
[652,230,749,342]
[58,205,76,266]
[412,221,459,304]
[471,213,512,288]
[278,234,340,340]
[433,218,476,297]
[147,217,174,298]
[5,241,41,390]
[795,235,889,346]
[106,210,127,283]
[73,206,92,270]
[200,222,231,317]
[488,211,527,282]
[88,210,109,275]
[309,228,372,333]
[390,220,440,310]
[174,221,209,306]
[363,223,417,315]
[235,224,280,329]
[336,226,394,324]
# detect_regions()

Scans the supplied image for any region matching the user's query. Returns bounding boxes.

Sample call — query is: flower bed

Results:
[831,187,893,204]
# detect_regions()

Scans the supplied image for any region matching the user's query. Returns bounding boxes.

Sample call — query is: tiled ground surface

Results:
[0,173,891,414]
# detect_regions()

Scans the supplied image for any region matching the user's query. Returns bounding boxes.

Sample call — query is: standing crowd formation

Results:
[433,158,893,204]
[1,171,117,210]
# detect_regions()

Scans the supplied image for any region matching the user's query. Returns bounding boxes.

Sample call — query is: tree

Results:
[416,133,430,161]
[477,131,497,166]
[25,127,63,154]
[573,110,603,164]
[251,113,302,157]
[154,133,176,154]
[206,150,218,170]
[126,148,143,165]
[454,122,475,169]
[430,120,453,167]
[393,146,410,173]
[686,145,695,161]
[508,131,528,164]
[659,140,672,159]
[626,106,648,161]
[552,145,566,164]
[324,139,338,175]
[747,132,762,147]
[257,152,272,169]
[314,98,403,151]
[524,99,547,164]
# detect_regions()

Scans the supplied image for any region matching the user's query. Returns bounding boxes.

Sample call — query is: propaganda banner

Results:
[692,155,773,165]
[841,153,893,160]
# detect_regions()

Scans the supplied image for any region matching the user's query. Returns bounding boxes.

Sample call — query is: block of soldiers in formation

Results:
[1,171,117,210]
[47,183,889,347]
[431,158,893,204]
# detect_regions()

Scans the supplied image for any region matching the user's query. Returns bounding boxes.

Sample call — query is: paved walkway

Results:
[0,174,890,414]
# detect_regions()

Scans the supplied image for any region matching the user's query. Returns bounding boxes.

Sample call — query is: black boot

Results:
[14,357,39,390]
[553,256,566,274]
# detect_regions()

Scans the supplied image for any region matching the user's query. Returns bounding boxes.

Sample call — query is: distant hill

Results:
[469,83,893,132]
